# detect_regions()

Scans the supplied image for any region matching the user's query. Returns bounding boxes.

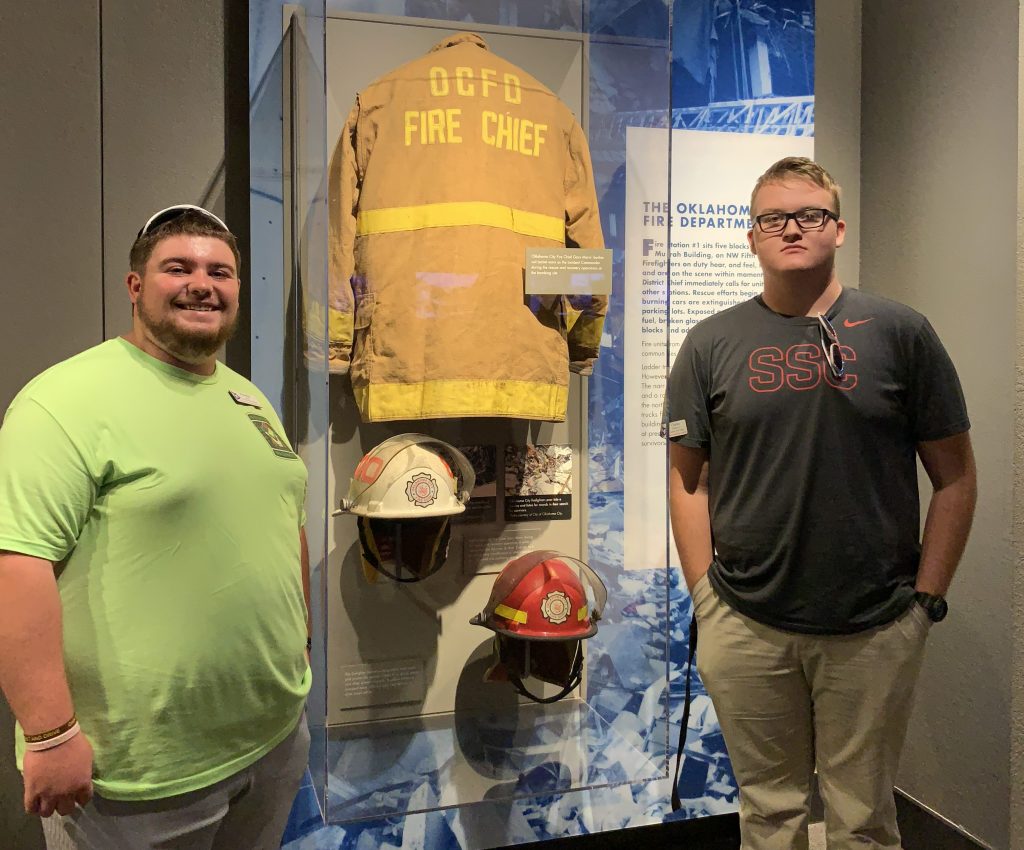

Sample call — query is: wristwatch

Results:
[913,591,948,623]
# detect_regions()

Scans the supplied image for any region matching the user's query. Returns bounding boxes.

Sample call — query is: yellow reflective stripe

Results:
[356,202,565,242]
[328,306,353,344]
[511,209,566,241]
[577,606,588,622]
[353,379,568,422]
[494,603,528,625]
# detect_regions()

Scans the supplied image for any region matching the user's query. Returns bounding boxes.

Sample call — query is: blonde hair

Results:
[750,157,841,216]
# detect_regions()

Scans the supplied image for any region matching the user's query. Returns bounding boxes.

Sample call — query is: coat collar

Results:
[430,32,489,53]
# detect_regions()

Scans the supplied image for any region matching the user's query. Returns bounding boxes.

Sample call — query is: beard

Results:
[136,292,239,364]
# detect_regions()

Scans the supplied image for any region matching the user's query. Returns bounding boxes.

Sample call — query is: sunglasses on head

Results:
[136,205,229,240]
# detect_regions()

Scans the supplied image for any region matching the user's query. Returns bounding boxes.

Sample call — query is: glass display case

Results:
[246,0,816,845]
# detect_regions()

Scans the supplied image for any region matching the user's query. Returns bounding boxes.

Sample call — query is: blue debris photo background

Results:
[247,1,817,846]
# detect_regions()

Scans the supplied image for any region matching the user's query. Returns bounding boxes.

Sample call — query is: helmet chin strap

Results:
[505,641,584,704]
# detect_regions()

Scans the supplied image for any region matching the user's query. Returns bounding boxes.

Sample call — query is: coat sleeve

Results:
[563,120,607,375]
[326,102,361,375]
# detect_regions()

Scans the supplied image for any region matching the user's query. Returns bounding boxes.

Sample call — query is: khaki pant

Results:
[691,574,931,850]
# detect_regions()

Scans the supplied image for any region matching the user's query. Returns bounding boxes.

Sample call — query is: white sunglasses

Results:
[136,204,229,239]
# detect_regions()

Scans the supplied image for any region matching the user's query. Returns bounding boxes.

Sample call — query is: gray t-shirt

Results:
[667,288,969,634]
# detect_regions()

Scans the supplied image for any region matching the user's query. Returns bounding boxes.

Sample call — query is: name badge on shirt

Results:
[229,390,261,409]
[668,419,688,438]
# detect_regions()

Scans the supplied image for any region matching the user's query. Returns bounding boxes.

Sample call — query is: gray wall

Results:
[0,4,104,417]
[815,0,862,290]
[861,2,1018,847]
[0,2,226,846]
[100,0,228,340]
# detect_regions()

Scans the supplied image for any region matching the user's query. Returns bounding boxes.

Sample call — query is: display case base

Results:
[323,699,665,824]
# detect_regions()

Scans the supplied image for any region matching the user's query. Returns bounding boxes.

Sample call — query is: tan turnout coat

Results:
[327,32,605,422]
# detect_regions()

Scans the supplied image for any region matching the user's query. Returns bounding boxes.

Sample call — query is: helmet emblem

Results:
[540,590,571,625]
[405,473,438,508]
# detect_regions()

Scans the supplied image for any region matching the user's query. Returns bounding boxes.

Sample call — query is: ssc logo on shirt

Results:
[405,473,438,508]
[748,344,859,393]
[247,414,297,459]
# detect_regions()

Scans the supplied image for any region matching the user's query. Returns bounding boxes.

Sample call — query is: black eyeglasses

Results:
[816,312,845,379]
[755,208,838,234]
[136,205,229,239]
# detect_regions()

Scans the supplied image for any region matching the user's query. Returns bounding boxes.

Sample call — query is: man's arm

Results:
[0,552,93,816]
[668,442,714,592]
[915,432,977,595]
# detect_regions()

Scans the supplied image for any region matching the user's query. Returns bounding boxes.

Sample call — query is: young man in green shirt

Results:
[0,206,312,849]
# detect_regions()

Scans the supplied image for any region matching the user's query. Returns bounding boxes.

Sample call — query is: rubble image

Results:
[504,445,573,522]
[504,444,573,496]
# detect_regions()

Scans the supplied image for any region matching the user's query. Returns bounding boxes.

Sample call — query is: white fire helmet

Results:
[336,434,475,519]
[334,435,475,583]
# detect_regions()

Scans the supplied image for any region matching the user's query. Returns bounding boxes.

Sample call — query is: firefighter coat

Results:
[327,32,605,422]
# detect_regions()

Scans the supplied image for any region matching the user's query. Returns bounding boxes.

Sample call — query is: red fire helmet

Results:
[472,551,607,641]
[471,551,608,703]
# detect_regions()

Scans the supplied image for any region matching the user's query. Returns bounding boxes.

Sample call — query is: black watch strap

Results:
[913,591,948,623]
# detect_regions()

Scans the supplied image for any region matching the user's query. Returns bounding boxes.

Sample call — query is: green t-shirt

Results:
[0,339,311,800]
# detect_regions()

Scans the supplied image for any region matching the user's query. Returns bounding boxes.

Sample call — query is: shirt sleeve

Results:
[0,398,97,562]
[906,318,971,442]
[665,330,712,448]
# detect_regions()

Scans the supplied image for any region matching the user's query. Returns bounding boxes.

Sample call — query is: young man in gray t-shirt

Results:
[667,157,976,850]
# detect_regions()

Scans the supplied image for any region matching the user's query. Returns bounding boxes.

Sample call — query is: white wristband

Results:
[24,722,81,752]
